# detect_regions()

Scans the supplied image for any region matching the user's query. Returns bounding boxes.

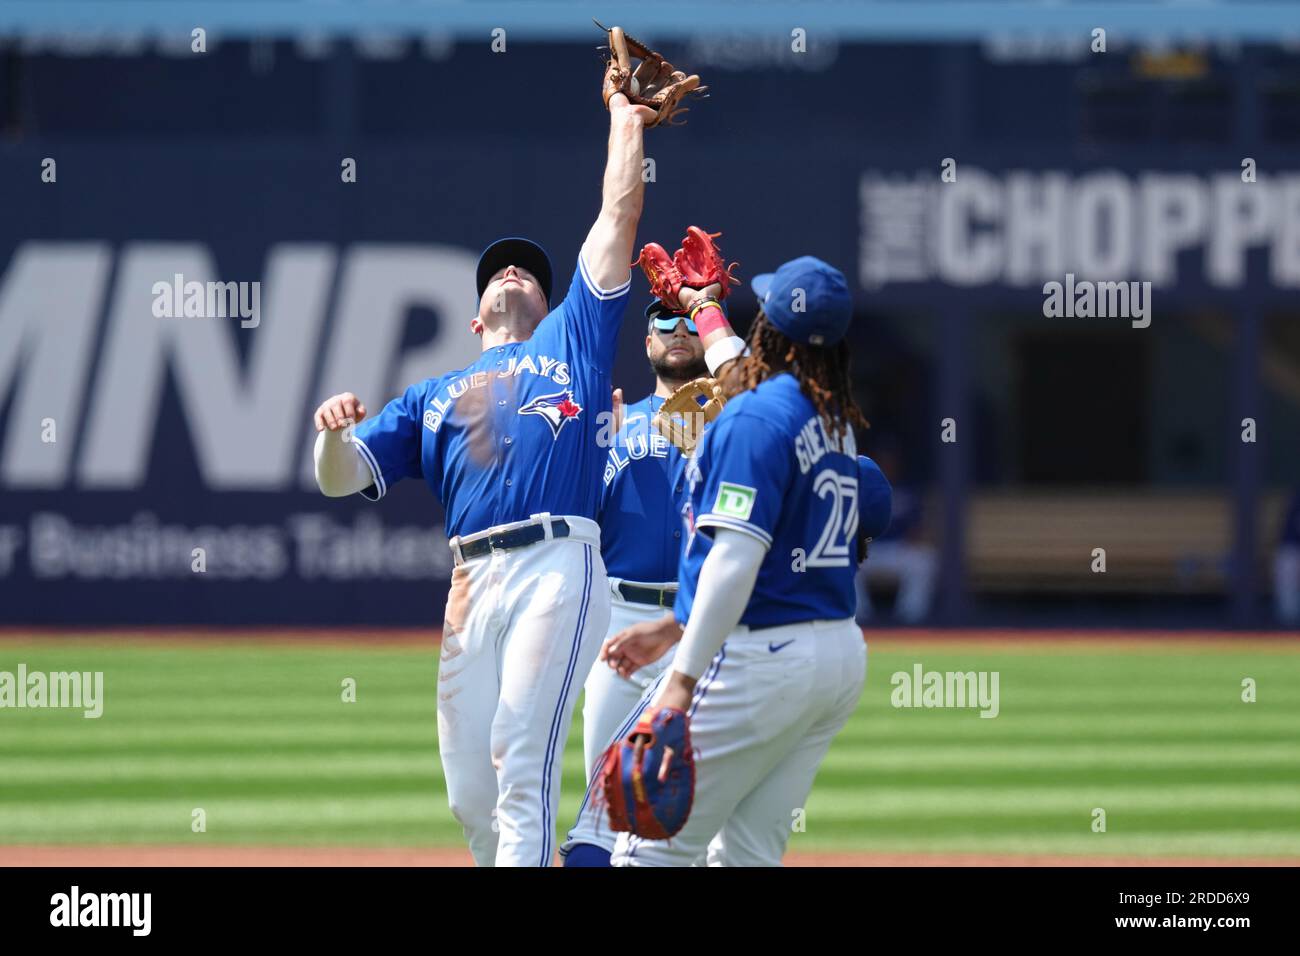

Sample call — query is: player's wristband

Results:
[705,336,747,376]
[686,296,720,319]
[687,299,729,339]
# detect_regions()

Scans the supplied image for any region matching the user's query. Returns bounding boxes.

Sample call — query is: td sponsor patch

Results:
[714,482,756,521]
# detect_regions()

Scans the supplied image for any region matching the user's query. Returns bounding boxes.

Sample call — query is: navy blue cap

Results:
[476,237,553,305]
[644,299,675,322]
[750,256,852,346]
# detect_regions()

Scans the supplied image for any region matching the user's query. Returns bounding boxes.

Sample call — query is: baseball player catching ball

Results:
[590,256,886,866]
[310,29,701,867]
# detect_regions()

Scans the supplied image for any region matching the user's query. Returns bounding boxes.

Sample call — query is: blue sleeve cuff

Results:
[350,435,387,501]
[695,513,773,550]
[577,252,631,300]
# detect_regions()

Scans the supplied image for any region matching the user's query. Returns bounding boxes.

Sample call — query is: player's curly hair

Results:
[720,310,869,441]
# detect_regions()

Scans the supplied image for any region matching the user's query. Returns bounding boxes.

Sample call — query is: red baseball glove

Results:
[600,706,695,840]
[634,226,740,306]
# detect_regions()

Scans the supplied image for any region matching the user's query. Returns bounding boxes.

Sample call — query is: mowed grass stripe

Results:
[23,776,1272,819]
[0,753,591,803]
[0,643,435,662]
[0,794,447,829]
[0,720,439,750]
[0,667,436,690]
[58,696,438,719]
[17,728,1289,759]
[791,781,1300,813]
[833,713,1297,740]
[0,740,439,760]
[865,658,1294,680]
[1,790,581,844]
[5,708,1293,753]
[794,808,1300,834]
[813,767,1300,789]
[5,753,1290,801]
[6,690,1280,720]
[819,741,1300,769]
[782,831,1300,856]
[0,795,461,845]
[0,752,444,782]
[7,740,1295,781]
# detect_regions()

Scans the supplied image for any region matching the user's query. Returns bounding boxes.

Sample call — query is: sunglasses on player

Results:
[649,315,698,336]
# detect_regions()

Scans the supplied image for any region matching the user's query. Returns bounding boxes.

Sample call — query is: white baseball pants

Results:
[436,516,610,867]
[559,588,676,859]
[581,586,678,775]
[611,617,866,867]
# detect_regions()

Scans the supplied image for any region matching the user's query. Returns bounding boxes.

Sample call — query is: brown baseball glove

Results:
[652,377,726,455]
[596,21,705,128]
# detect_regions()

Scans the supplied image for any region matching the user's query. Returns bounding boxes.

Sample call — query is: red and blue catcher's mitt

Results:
[601,706,695,840]
[634,226,740,307]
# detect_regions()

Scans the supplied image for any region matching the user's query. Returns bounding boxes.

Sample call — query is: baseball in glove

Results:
[601,706,695,840]
[635,226,741,306]
[652,376,726,456]
[596,21,705,128]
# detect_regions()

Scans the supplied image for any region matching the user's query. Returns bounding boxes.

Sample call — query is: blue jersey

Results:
[598,394,685,583]
[351,254,630,539]
[674,373,860,629]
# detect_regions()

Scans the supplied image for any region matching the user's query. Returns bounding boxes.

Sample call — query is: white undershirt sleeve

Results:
[314,429,376,497]
[704,336,747,377]
[671,527,767,680]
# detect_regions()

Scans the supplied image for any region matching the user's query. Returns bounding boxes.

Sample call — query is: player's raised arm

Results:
[581,94,650,290]
[582,25,702,289]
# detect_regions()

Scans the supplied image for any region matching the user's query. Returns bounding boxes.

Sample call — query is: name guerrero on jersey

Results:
[674,372,861,629]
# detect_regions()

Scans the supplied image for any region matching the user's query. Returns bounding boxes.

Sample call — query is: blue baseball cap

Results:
[476,237,554,305]
[749,256,852,346]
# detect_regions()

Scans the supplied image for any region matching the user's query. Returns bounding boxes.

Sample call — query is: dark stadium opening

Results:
[1015,330,1150,485]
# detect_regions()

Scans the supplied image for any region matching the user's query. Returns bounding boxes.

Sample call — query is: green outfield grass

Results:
[1,636,1298,858]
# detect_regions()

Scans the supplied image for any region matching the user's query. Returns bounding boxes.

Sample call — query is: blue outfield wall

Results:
[0,40,1296,624]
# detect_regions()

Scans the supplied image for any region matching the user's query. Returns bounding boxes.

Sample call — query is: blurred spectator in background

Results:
[1275,487,1300,626]
[856,439,937,625]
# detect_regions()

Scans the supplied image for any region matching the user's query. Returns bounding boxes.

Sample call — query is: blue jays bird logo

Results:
[680,498,697,550]
[519,390,583,439]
